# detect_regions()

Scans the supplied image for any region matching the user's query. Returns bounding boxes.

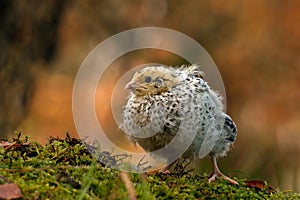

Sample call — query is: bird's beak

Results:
[125,81,141,90]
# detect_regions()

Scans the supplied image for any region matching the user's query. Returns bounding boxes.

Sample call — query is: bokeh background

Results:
[1,0,299,192]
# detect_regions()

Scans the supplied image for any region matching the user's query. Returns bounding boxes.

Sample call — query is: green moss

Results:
[0,133,299,199]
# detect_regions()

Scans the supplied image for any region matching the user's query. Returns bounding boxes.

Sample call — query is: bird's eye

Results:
[155,77,163,85]
[144,76,152,83]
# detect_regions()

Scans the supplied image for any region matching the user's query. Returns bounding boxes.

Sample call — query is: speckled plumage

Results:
[122,65,238,184]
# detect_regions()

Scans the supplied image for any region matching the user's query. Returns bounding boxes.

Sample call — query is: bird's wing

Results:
[223,113,237,143]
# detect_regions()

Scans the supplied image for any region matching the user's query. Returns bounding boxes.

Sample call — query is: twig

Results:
[119,172,137,200]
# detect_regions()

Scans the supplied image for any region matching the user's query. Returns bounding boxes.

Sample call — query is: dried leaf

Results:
[245,180,266,189]
[0,183,22,199]
[244,180,276,193]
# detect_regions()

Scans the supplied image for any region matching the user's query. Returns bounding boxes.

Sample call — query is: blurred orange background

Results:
[1,0,299,192]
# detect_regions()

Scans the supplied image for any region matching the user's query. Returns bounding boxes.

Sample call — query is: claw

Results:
[208,171,239,185]
[159,169,171,175]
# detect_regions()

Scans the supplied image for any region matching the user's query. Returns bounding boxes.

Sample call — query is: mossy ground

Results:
[0,133,299,199]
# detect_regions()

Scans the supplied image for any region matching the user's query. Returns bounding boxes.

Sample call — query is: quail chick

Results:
[122,65,238,185]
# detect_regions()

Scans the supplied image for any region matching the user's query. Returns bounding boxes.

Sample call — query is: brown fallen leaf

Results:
[0,183,22,199]
[245,180,266,189]
[244,180,276,193]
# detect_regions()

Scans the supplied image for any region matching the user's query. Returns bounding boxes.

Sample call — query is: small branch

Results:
[119,172,137,200]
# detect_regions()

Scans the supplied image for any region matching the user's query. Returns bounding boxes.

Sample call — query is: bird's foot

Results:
[208,172,238,185]
[144,169,171,176]
[159,169,171,175]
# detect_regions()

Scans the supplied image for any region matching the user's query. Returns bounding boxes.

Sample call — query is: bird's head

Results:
[125,66,181,97]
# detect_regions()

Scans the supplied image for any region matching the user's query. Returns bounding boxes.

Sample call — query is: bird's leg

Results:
[208,155,238,185]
